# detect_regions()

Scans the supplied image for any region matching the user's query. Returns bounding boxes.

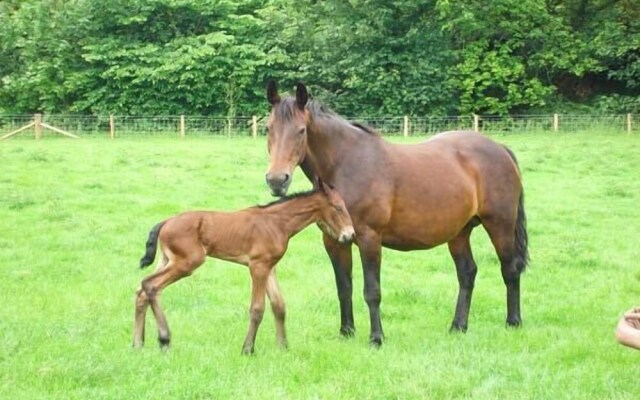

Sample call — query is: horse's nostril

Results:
[284,174,290,182]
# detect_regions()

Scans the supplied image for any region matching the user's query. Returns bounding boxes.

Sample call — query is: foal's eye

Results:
[298,127,306,135]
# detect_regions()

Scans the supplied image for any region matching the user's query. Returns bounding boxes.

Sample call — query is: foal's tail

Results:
[503,146,530,273]
[139,221,166,269]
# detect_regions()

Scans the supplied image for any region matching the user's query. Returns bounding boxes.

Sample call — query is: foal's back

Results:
[159,210,261,266]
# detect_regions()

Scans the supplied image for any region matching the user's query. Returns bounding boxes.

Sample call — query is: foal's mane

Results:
[256,189,318,209]
[275,95,378,136]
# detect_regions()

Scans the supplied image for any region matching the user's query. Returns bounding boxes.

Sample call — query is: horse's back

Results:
[375,130,521,248]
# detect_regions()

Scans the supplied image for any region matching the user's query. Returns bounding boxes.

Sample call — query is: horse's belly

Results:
[381,235,437,251]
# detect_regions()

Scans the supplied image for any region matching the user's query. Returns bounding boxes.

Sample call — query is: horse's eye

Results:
[298,128,305,135]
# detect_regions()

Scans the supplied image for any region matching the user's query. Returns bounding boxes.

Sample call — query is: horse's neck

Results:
[305,118,381,181]
[263,195,321,239]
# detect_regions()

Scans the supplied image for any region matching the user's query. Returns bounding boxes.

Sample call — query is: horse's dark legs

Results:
[357,230,384,346]
[483,217,522,327]
[447,226,478,332]
[323,234,355,337]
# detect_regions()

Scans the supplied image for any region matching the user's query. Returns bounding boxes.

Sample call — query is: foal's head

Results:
[315,179,355,244]
[265,80,309,197]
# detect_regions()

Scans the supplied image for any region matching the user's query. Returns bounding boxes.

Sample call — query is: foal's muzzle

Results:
[338,227,356,244]
[266,172,291,197]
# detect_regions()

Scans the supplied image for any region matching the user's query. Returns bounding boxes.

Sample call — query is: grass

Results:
[1,132,639,399]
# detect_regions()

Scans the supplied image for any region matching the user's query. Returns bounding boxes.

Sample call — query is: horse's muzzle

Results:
[266,172,291,197]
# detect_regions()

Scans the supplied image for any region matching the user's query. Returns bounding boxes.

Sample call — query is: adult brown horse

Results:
[264,81,529,346]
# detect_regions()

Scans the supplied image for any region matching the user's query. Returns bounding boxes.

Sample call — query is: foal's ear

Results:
[296,82,308,109]
[315,176,327,194]
[315,177,334,195]
[266,80,280,105]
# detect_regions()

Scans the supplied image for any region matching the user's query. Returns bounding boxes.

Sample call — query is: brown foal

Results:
[133,180,355,354]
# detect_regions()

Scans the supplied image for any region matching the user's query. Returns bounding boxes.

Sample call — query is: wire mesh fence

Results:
[0,113,637,139]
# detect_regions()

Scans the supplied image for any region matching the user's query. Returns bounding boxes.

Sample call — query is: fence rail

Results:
[0,113,637,139]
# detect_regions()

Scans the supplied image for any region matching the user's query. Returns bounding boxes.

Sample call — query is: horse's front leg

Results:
[242,263,269,355]
[323,233,355,337]
[356,229,384,347]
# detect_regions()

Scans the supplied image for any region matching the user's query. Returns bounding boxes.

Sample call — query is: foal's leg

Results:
[133,255,169,348]
[447,225,478,332]
[266,269,287,349]
[242,263,270,354]
[142,259,194,349]
[356,229,384,347]
[482,217,522,327]
[323,233,355,337]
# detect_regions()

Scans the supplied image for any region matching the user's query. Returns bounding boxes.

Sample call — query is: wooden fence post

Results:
[553,113,559,132]
[252,116,258,138]
[403,115,409,137]
[34,114,42,139]
[109,114,115,139]
[473,114,479,132]
[627,113,632,134]
[180,115,185,139]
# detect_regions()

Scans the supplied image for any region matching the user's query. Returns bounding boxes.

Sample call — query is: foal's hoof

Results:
[158,336,171,351]
[449,322,468,333]
[241,346,255,355]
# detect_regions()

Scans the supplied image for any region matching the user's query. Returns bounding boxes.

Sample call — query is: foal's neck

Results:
[262,193,323,239]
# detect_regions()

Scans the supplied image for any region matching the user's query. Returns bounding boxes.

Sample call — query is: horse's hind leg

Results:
[133,255,169,348]
[482,217,522,327]
[447,223,478,332]
[266,269,287,349]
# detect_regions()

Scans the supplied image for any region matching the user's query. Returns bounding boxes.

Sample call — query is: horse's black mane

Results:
[256,189,318,209]
[275,96,378,136]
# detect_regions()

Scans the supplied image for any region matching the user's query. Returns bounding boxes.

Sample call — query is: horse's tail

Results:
[503,146,529,273]
[139,221,166,269]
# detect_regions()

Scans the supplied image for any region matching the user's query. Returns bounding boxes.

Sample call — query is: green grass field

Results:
[1,133,639,399]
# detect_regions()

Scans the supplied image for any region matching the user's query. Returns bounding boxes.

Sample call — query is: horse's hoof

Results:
[340,326,356,338]
[449,322,468,333]
[369,335,383,348]
[506,317,522,328]
[241,345,255,355]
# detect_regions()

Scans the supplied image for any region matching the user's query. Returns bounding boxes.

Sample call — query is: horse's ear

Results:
[296,82,308,109]
[266,80,280,105]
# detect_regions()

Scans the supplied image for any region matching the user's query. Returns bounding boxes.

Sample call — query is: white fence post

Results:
[553,113,559,132]
[473,114,479,132]
[403,115,409,137]
[627,113,632,134]
[109,114,115,139]
[252,116,258,138]
[180,115,185,139]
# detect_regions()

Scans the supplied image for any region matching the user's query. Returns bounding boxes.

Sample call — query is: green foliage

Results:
[0,0,638,115]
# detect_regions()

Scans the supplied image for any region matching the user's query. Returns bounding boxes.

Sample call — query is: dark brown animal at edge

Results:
[264,81,529,346]
[133,179,355,354]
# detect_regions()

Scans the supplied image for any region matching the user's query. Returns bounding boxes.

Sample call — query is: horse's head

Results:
[315,178,355,244]
[265,80,309,197]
